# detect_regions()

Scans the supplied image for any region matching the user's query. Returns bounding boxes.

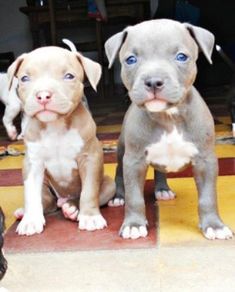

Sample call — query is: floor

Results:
[1,86,235,291]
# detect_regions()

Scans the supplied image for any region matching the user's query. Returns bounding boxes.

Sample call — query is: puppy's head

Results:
[0,207,7,281]
[105,19,214,113]
[8,47,101,123]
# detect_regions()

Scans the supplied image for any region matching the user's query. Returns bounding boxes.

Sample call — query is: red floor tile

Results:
[4,181,157,253]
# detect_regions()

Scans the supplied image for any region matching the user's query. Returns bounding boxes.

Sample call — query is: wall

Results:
[0,0,32,58]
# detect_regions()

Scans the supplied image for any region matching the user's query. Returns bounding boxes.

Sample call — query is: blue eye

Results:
[125,55,137,65]
[21,75,30,82]
[64,73,75,80]
[176,53,188,62]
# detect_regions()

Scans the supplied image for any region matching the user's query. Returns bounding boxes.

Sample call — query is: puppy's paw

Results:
[16,213,45,236]
[62,203,79,221]
[203,226,233,240]
[78,214,107,231]
[108,197,125,207]
[155,189,176,201]
[7,126,18,141]
[17,132,24,140]
[14,208,24,220]
[120,225,148,239]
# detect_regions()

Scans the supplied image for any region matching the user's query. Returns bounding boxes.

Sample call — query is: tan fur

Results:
[8,45,115,235]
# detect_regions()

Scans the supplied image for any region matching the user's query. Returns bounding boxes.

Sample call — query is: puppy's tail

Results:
[62,38,77,52]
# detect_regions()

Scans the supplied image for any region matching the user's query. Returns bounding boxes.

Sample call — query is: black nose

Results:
[145,77,164,91]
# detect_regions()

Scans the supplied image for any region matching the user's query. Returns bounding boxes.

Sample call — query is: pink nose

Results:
[36,91,52,105]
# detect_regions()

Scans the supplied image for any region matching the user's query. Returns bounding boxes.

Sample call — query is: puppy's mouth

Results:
[144,92,169,112]
[35,108,60,122]
[144,97,168,112]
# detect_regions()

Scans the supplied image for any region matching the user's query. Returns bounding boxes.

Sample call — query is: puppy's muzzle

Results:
[145,77,165,92]
[36,90,52,106]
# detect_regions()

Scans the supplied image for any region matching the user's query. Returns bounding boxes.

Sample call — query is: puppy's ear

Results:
[76,53,102,91]
[184,23,215,64]
[7,54,27,90]
[105,30,128,68]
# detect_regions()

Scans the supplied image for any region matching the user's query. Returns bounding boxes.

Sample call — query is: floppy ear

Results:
[184,23,215,64]
[76,52,102,91]
[104,30,128,68]
[7,53,27,90]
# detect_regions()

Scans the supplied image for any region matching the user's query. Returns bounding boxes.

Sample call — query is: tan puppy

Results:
[8,46,115,236]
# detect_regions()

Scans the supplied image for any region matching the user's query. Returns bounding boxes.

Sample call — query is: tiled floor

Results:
[1,86,235,291]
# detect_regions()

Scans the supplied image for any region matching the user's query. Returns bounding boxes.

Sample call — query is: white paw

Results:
[17,132,24,140]
[62,203,79,221]
[78,214,107,231]
[108,197,125,207]
[204,226,233,240]
[7,126,17,140]
[121,225,148,239]
[155,190,176,201]
[16,213,45,236]
[14,208,24,220]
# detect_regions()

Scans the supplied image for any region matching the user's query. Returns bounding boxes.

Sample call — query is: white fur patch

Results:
[27,121,84,188]
[155,189,176,200]
[121,225,148,239]
[232,123,235,137]
[16,212,45,236]
[204,226,233,240]
[108,197,125,207]
[145,126,198,172]
[78,214,107,231]
[165,106,179,115]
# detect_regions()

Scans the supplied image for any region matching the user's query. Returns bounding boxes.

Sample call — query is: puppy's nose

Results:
[36,91,52,105]
[145,77,164,91]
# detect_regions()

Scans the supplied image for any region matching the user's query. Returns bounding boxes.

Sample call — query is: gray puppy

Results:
[105,19,233,240]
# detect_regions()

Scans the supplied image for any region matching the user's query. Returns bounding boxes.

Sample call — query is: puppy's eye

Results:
[125,55,137,65]
[64,73,75,80]
[175,53,188,62]
[21,75,30,82]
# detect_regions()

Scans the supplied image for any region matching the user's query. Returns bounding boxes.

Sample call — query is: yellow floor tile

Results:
[215,144,235,158]
[159,176,235,246]
[0,156,23,170]
[0,186,23,229]
[97,124,122,134]
[104,163,154,180]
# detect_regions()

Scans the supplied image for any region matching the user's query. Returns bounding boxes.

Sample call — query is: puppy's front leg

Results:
[154,170,176,201]
[16,154,45,236]
[78,146,107,231]
[193,153,233,240]
[120,152,148,239]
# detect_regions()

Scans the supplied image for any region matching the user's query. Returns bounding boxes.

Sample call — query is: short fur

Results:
[8,45,115,236]
[105,19,233,240]
[0,73,28,140]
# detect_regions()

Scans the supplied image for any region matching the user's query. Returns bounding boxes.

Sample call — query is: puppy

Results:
[8,46,115,236]
[105,19,233,240]
[0,72,28,140]
[0,208,7,281]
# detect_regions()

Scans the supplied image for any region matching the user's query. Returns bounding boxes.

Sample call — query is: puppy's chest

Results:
[30,127,84,186]
[145,127,198,172]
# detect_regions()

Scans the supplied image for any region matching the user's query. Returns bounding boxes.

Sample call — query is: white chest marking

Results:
[27,122,84,187]
[145,127,198,172]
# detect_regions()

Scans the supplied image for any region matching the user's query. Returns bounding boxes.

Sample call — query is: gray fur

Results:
[105,19,233,240]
